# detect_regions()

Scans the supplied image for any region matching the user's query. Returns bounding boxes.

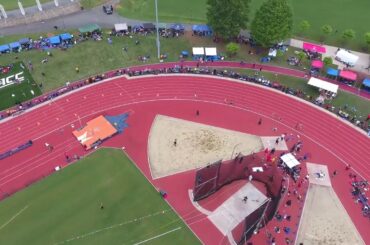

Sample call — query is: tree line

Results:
[206,0,370,50]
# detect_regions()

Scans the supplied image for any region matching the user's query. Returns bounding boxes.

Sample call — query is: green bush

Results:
[323,57,333,66]
[226,42,240,56]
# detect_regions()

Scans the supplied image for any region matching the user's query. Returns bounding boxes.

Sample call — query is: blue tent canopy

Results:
[192,24,212,33]
[170,23,185,31]
[19,38,30,44]
[9,42,21,49]
[363,78,370,88]
[326,67,339,77]
[48,36,61,45]
[0,44,10,52]
[60,33,72,40]
[181,50,189,56]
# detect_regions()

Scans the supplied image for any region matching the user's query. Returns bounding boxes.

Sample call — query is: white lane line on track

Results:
[0,138,76,176]
[41,98,369,180]
[0,142,80,187]
[53,209,172,245]
[0,205,29,231]
[131,227,182,245]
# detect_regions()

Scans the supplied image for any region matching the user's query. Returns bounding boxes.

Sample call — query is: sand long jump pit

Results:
[148,115,264,179]
[296,163,364,245]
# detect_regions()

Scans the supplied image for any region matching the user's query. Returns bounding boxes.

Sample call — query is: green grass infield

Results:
[0,148,200,245]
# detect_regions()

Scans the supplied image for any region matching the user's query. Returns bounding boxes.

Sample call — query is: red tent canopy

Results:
[311,60,323,68]
[303,42,326,53]
[339,70,357,81]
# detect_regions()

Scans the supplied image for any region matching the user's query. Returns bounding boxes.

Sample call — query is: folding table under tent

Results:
[363,78,370,91]
[9,42,21,51]
[78,24,101,34]
[60,33,73,41]
[143,23,155,30]
[0,44,10,53]
[192,47,204,55]
[19,38,30,45]
[48,36,61,45]
[205,47,218,61]
[303,42,326,53]
[311,60,323,69]
[157,23,167,30]
[192,25,212,36]
[335,49,359,66]
[170,23,185,32]
[280,153,300,169]
[308,77,338,94]
[326,67,339,77]
[339,70,357,82]
[114,23,128,32]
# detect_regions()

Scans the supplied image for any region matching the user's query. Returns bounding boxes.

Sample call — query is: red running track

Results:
[0,75,369,244]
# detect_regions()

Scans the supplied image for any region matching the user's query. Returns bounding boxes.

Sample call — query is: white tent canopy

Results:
[205,47,217,56]
[336,49,359,66]
[281,153,300,169]
[192,47,204,55]
[308,77,339,94]
[114,23,128,32]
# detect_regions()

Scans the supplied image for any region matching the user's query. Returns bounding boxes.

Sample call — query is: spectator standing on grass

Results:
[75,66,79,73]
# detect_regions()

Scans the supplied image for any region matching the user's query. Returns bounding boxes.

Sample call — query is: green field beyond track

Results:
[118,0,370,49]
[0,62,42,111]
[0,149,200,245]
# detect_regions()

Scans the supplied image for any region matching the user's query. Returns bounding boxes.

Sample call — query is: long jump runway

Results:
[0,74,369,244]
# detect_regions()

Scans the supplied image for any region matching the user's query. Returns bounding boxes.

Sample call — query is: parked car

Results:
[102,5,113,15]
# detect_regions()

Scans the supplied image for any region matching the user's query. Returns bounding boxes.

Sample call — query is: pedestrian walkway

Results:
[0,0,81,29]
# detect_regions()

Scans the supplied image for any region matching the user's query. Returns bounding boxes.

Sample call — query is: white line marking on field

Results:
[54,209,171,245]
[0,205,29,231]
[132,227,182,245]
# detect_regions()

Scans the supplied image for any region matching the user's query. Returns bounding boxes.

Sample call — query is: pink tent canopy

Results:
[303,42,326,53]
[311,60,323,69]
[339,70,357,81]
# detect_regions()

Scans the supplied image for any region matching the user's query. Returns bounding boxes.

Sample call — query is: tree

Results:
[206,0,251,40]
[342,29,356,41]
[226,42,240,56]
[365,32,370,49]
[299,20,310,34]
[297,51,306,64]
[323,57,333,66]
[251,0,293,47]
[321,24,333,39]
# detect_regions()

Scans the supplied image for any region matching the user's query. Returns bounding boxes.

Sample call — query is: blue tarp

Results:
[9,42,21,49]
[326,67,339,77]
[60,33,72,40]
[170,23,185,31]
[192,24,212,33]
[48,36,61,45]
[19,38,30,45]
[363,78,370,88]
[0,44,10,52]
[105,113,129,133]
